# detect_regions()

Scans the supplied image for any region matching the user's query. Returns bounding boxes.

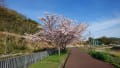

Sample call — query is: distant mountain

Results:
[0,6,41,35]
[96,37,120,45]
[109,37,120,41]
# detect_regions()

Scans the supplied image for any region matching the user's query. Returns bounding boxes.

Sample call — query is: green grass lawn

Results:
[29,53,67,68]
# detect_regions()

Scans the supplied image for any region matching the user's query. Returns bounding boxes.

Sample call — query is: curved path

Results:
[64,47,114,68]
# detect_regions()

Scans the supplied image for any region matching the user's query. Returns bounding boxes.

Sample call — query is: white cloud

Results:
[88,18,120,38]
[94,27,120,38]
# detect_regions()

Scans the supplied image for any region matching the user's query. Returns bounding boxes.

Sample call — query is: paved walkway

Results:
[64,47,114,68]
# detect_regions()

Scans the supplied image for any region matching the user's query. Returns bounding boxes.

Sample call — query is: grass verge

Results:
[89,50,120,68]
[29,52,67,68]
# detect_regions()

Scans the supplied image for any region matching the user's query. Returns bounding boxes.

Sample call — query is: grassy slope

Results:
[0,6,43,55]
[0,6,40,35]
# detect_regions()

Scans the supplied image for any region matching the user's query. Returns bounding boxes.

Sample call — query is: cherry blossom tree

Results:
[24,14,88,55]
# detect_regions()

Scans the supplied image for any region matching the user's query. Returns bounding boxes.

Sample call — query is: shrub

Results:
[89,51,112,62]
[89,50,120,68]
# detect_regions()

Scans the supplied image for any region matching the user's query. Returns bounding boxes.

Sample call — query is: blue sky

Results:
[6,0,120,38]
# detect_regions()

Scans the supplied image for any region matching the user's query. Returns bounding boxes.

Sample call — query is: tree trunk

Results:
[57,47,60,56]
[62,45,67,53]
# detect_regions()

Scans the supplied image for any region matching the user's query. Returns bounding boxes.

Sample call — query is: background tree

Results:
[24,14,88,55]
[96,37,120,45]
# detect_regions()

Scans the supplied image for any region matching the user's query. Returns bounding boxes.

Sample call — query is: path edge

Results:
[59,48,71,68]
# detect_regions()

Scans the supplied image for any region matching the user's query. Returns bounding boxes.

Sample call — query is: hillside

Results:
[96,37,120,45]
[0,6,41,35]
[0,6,47,55]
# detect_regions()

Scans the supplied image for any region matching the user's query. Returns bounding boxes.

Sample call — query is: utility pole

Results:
[4,28,8,55]
[88,31,91,45]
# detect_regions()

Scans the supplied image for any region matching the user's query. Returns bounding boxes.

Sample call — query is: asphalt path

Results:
[64,47,114,68]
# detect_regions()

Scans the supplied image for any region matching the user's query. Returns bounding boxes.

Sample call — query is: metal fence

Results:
[0,49,56,68]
